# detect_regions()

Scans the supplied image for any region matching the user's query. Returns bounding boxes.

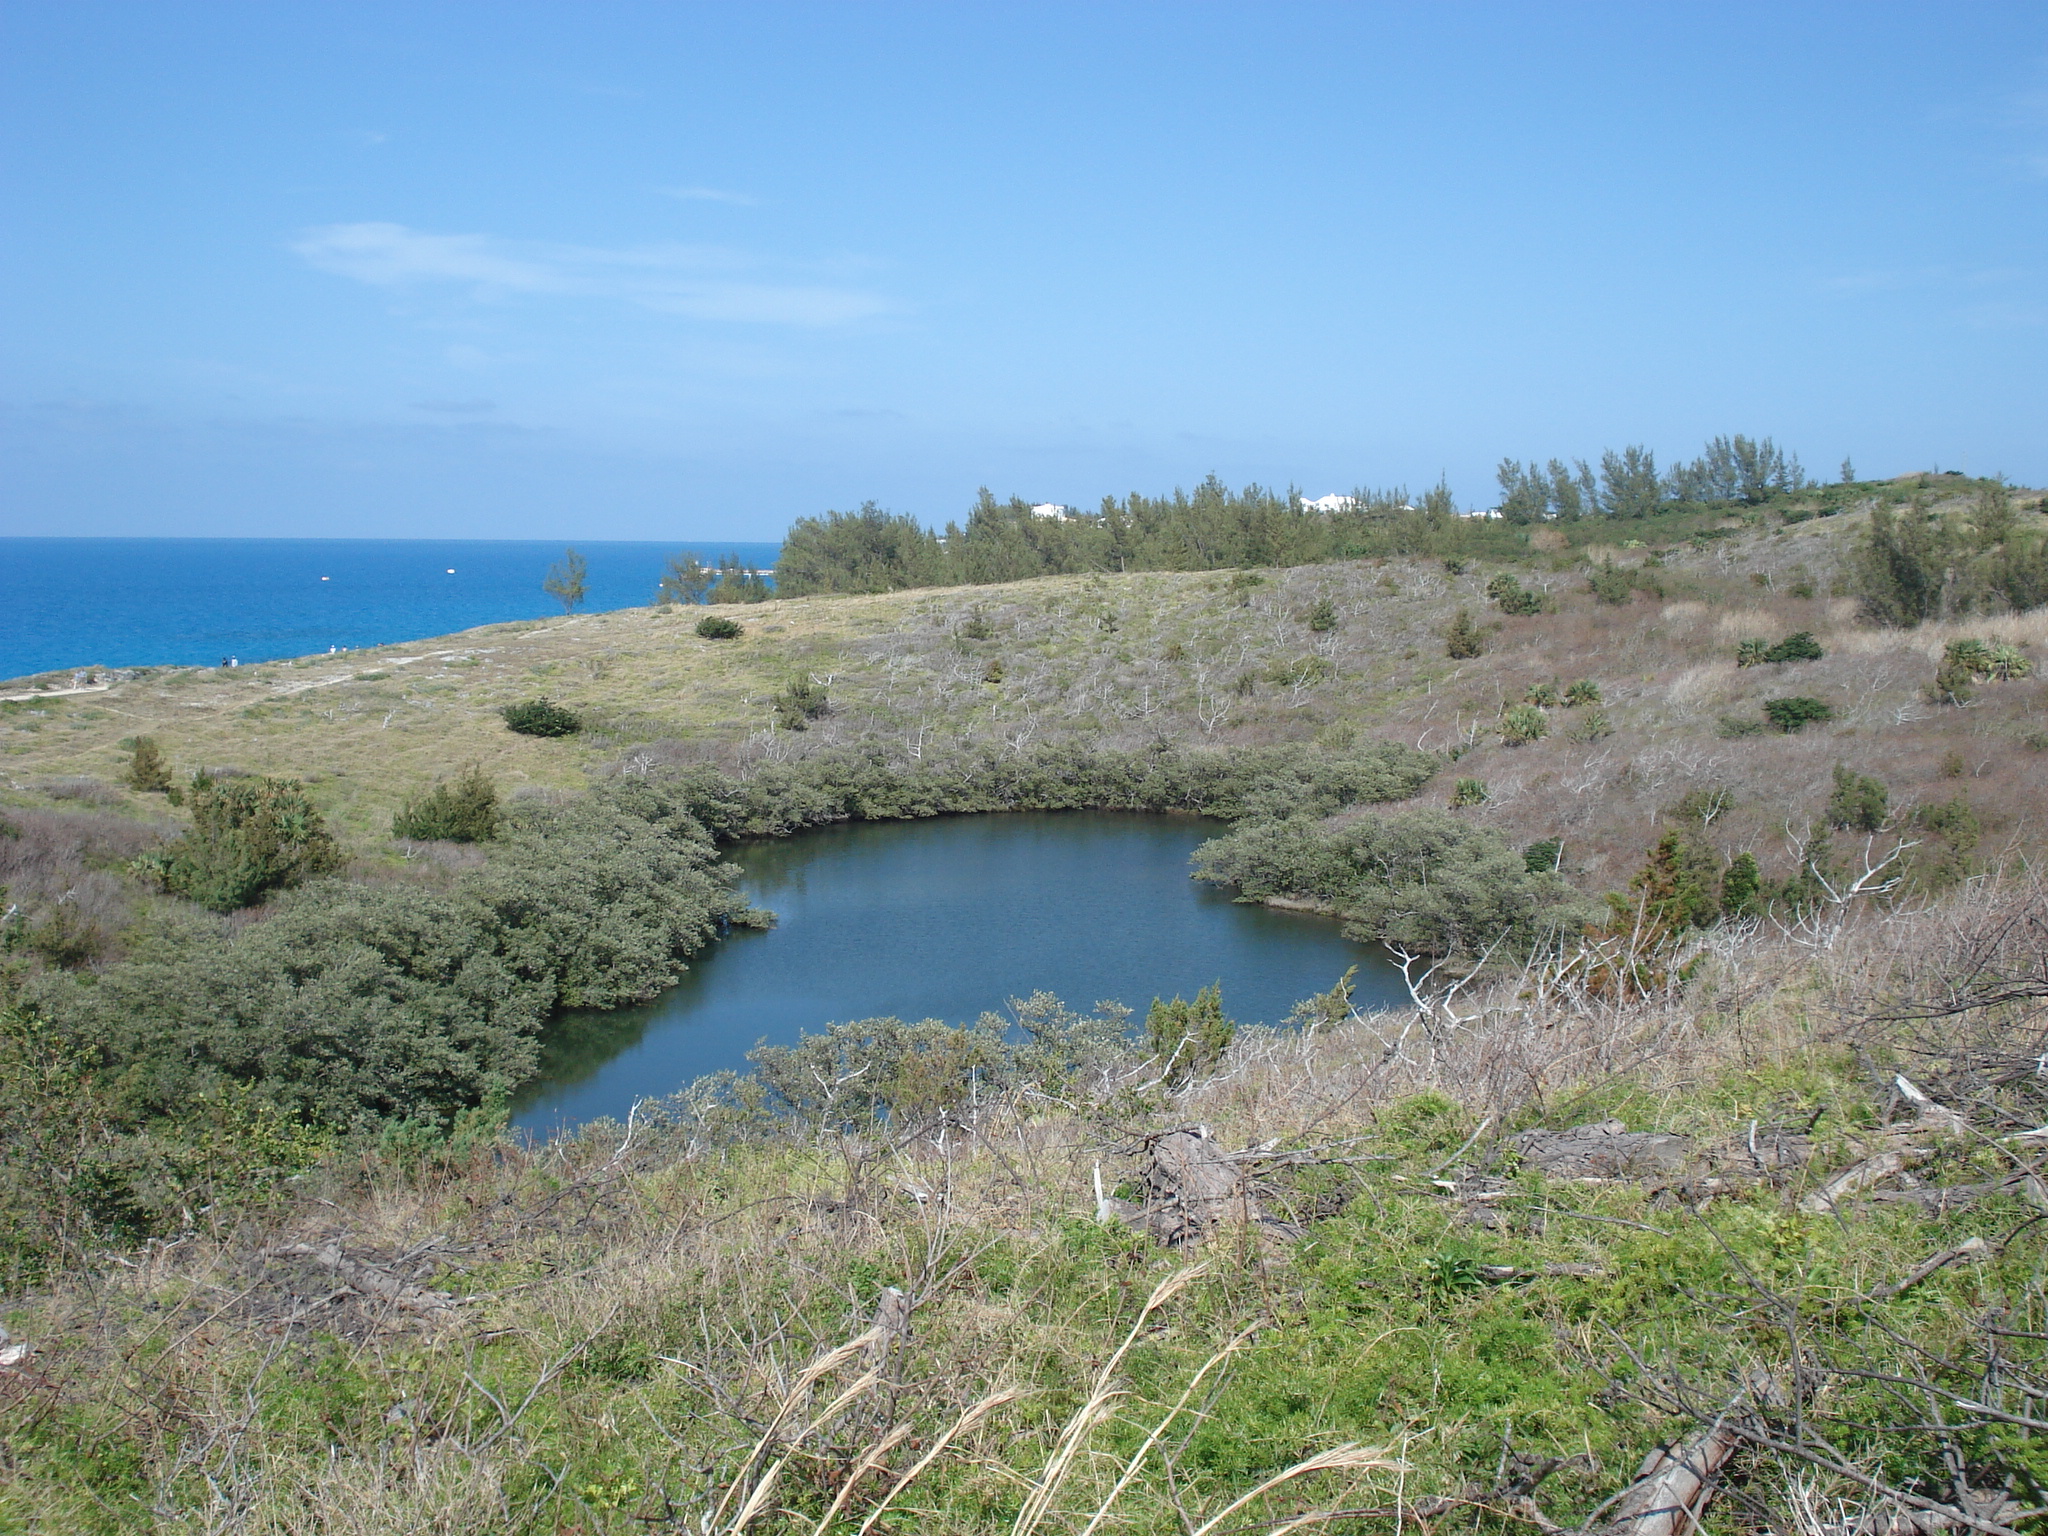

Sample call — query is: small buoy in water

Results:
[320,576,329,581]
[446,568,455,574]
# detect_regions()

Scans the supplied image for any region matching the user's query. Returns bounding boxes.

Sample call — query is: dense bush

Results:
[1586,560,1639,604]
[1763,696,1833,732]
[773,677,831,730]
[121,736,172,792]
[1498,703,1549,746]
[132,776,343,912]
[1485,573,1545,615]
[1444,608,1484,658]
[1190,810,1585,957]
[1144,984,1234,1087]
[1740,631,1823,666]
[502,697,581,737]
[1826,764,1890,832]
[737,993,1135,1128]
[1766,630,1823,663]
[32,783,757,1134]
[633,739,1439,841]
[1852,492,2048,626]
[392,763,500,843]
[694,614,743,640]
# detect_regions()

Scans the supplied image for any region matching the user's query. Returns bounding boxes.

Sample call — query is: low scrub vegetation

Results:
[4,870,2044,1534]
[130,775,343,912]
[390,762,500,843]
[501,696,582,737]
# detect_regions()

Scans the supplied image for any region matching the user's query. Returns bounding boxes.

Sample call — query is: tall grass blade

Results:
[1077,1324,1260,1536]
[855,1387,1031,1536]
[1187,1443,1403,1536]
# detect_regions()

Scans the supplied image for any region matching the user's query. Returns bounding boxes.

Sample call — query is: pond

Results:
[511,810,1407,1132]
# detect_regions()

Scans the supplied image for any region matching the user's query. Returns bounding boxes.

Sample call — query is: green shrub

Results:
[1144,984,1234,1087]
[1987,643,2031,680]
[1720,851,1762,917]
[958,609,996,640]
[1569,710,1614,741]
[1614,831,1723,935]
[1192,809,1584,957]
[748,1013,1011,1124]
[501,697,581,737]
[1717,715,1766,738]
[693,614,743,640]
[1485,574,1545,615]
[392,763,500,843]
[1563,678,1601,706]
[1450,777,1489,807]
[1587,560,1637,604]
[1825,764,1889,832]
[1306,597,1339,632]
[1445,608,1485,659]
[1917,794,1982,852]
[1522,838,1562,873]
[1765,631,1823,663]
[1735,638,1771,667]
[1763,696,1833,732]
[132,777,344,912]
[774,677,830,730]
[1498,703,1548,746]
[1524,680,1561,707]
[48,782,759,1134]
[122,736,172,792]
[1936,639,2030,704]
[1851,506,1960,626]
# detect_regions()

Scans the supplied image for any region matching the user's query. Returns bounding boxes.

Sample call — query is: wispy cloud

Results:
[660,185,758,206]
[292,222,891,326]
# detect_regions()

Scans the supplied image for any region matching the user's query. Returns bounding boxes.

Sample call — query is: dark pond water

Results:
[511,811,1406,1133]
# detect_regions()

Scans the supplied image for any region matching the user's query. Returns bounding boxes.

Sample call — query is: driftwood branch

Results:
[1591,1373,1786,1536]
[263,1242,460,1313]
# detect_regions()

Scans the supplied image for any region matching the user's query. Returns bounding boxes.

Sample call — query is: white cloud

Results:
[659,185,758,206]
[291,222,891,326]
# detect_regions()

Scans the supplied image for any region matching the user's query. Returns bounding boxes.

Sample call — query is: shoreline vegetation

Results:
[3,461,2048,1531]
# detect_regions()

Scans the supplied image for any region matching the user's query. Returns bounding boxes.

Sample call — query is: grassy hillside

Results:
[3,480,2047,1533]
[5,482,2044,894]
[3,879,2045,1534]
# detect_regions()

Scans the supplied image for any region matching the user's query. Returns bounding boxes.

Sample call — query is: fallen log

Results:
[1800,1075,1978,1214]
[1511,1120,1693,1179]
[1595,1375,1786,1536]
[1096,1127,1305,1247]
[265,1242,458,1313]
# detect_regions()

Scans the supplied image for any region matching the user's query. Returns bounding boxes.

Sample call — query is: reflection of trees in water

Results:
[512,926,771,1103]
[516,812,1396,1131]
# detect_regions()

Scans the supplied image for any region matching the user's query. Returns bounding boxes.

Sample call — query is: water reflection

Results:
[513,811,1403,1132]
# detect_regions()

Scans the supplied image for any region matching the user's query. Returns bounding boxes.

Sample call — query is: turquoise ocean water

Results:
[0,538,779,682]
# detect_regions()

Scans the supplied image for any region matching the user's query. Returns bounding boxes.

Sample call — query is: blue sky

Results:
[3,2,2045,540]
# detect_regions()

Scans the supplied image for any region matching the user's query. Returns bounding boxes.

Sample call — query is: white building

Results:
[1302,494,1355,513]
[1030,503,1070,520]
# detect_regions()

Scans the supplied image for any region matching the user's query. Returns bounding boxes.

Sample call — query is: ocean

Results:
[0,537,780,683]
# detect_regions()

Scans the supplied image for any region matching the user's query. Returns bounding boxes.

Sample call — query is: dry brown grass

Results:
[11,875,2036,1533]
[2,499,2042,907]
